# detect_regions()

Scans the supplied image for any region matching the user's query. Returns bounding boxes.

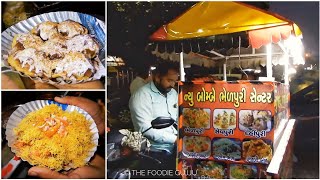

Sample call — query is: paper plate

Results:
[5,100,99,170]
[1,11,106,85]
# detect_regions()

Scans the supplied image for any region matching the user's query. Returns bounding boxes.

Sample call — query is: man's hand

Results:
[2,73,22,89]
[28,155,105,179]
[54,96,105,135]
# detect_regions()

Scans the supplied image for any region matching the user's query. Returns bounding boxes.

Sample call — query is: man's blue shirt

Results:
[129,81,178,154]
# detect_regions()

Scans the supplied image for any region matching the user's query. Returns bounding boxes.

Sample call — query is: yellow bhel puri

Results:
[12,104,96,171]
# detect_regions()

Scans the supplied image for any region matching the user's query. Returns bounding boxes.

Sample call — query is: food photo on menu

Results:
[182,136,211,159]
[242,139,273,164]
[239,110,273,132]
[183,108,210,129]
[212,138,241,161]
[213,109,237,129]
[1,1,106,89]
[229,164,258,179]
[1,91,105,179]
[193,160,227,179]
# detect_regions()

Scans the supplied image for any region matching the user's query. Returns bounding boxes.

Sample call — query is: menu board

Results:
[177,81,289,179]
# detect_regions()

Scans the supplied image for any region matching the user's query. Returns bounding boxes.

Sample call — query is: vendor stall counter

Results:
[177,80,293,179]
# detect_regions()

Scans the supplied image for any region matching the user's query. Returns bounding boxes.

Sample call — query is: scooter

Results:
[107,117,175,179]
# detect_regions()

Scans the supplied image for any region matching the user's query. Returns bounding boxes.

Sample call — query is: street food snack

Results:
[183,136,210,154]
[230,164,258,179]
[31,21,59,41]
[240,111,254,127]
[229,112,236,126]
[9,104,96,171]
[66,34,100,59]
[242,139,272,163]
[183,108,210,129]
[8,48,46,77]
[213,109,237,129]
[194,161,226,179]
[212,138,241,160]
[7,20,101,82]
[239,110,272,132]
[58,20,88,39]
[12,33,44,51]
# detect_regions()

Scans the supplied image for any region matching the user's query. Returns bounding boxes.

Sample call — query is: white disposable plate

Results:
[5,100,99,170]
[1,11,106,85]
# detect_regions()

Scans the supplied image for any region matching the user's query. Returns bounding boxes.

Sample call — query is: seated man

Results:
[129,62,179,171]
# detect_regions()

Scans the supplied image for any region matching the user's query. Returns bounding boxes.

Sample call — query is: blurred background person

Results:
[130,66,151,94]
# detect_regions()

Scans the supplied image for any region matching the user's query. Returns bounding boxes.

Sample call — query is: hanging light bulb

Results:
[283,35,305,65]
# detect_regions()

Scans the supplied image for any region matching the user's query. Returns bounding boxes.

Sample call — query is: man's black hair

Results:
[154,62,179,77]
[136,66,150,79]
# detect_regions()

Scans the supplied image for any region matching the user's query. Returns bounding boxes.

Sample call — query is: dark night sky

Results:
[269,1,319,56]
[107,1,319,62]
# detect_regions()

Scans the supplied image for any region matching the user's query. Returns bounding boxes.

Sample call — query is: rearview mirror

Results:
[141,117,175,134]
[151,117,175,129]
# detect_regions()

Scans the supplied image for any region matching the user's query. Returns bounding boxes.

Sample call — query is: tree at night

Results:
[107,2,270,68]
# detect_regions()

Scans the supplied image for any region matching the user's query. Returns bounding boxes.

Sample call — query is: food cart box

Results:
[267,119,296,179]
[177,80,290,179]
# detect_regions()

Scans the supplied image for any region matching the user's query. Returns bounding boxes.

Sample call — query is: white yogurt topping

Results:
[37,22,58,40]
[10,20,100,81]
[66,35,99,55]
[14,48,46,74]
[54,52,94,77]
[40,41,68,58]
[58,21,86,38]
[16,34,43,49]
